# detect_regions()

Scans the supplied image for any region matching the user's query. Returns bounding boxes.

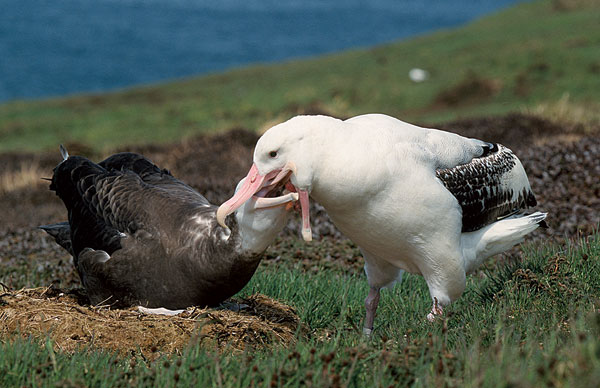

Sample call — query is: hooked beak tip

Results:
[216,205,230,229]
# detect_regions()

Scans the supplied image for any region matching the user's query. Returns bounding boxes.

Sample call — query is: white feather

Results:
[138,306,184,316]
[461,212,547,273]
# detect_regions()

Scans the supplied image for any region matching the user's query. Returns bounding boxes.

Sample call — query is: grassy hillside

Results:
[0,0,598,152]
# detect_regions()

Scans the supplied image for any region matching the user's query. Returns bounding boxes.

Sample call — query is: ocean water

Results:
[0,0,523,102]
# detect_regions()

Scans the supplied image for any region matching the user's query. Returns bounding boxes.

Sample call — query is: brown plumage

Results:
[43,151,293,309]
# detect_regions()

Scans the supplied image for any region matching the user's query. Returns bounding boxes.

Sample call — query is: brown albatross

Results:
[42,146,297,309]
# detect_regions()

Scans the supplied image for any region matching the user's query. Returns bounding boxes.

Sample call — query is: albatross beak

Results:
[216,162,313,242]
[275,182,312,242]
[216,163,268,228]
[298,189,312,242]
[253,192,299,208]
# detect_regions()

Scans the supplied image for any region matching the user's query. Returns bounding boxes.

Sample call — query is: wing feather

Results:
[436,144,537,232]
[50,153,213,259]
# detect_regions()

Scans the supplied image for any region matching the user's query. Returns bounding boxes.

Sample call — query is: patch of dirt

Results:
[437,113,569,151]
[0,287,304,359]
[433,72,502,107]
[283,100,337,117]
[552,0,597,12]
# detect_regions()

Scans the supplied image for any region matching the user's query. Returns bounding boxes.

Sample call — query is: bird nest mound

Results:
[0,286,305,359]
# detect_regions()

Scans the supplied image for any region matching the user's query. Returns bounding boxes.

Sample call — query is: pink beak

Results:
[216,162,313,242]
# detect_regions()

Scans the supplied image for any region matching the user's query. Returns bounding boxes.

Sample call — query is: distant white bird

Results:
[217,114,547,334]
[409,68,429,82]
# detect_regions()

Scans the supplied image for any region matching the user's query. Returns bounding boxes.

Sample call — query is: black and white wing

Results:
[436,143,537,232]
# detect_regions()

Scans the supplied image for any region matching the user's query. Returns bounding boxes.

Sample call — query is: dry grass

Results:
[432,73,503,108]
[0,162,45,195]
[524,93,600,138]
[0,287,305,360]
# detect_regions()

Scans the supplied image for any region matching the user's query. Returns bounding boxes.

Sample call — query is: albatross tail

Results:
[461,212,547,273]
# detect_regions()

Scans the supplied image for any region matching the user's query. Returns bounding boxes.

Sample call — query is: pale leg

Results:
[363,286,381,335]
[361,248,403,335]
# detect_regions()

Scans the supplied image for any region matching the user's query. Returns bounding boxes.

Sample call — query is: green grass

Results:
[1,0,599,152]
[2,233,600,387]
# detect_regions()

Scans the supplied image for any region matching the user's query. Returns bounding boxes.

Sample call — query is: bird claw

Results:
[427,297,444,322]
[219,302,250,312]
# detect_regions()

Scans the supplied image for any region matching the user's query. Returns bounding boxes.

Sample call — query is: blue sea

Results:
[0,0,523,103]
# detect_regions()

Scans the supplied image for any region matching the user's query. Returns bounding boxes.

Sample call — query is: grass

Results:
[2,232,599,387]
[523,93,600,134]
[0,162,45,195]
[1,0,599,152]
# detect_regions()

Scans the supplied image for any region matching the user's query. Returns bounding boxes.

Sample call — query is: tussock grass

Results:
[0,162,44,194]
[524,93,600,137]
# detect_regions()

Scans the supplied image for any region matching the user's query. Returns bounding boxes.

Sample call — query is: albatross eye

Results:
[269,151,278,158]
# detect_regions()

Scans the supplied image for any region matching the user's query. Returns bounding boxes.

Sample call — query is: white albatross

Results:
[216,114,547,334]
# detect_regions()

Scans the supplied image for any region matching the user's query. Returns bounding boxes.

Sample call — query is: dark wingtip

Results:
[39,222,74,255]
[39,224,58,237]
[480,142,499,158]
[526,191,537,207]
[538,219,549,229]
[38,221,70,234]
